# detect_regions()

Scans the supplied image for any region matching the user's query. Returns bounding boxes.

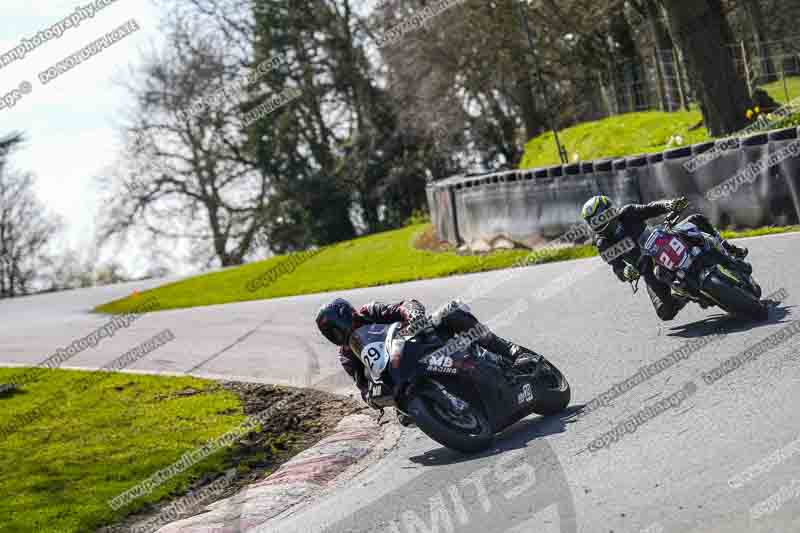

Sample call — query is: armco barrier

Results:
[428,127,800,246]
[449,165,640,246]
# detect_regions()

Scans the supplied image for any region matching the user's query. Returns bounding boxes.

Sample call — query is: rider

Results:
[315,298,540,419]
[580,195,751,321]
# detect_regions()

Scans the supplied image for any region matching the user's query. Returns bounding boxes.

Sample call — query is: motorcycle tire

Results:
[408,384,493,453]
[703,274,769,321]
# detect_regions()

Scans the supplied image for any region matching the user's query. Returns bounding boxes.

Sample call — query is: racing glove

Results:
[668,197,689,213]
[623,264,641,282]
[430,300,470,327]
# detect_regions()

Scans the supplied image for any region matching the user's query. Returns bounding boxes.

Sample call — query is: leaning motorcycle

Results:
[627,206,767,321]
[349,321,571,453]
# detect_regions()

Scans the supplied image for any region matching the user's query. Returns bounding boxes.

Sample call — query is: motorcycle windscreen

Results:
[638,226,655,250]
[672,221,701,237]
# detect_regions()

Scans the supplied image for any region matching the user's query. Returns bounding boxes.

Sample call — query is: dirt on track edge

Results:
[101,380,372,533]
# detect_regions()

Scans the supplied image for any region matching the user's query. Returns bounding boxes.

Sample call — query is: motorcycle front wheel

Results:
[408,383,493,453]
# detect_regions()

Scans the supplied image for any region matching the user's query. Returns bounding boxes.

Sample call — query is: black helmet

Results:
[316,298,355,346]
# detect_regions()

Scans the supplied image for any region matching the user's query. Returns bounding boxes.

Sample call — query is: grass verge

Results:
[95,223,800,315]
[720,225,800,239]
[0,369,359,533]
[520,77,800,169]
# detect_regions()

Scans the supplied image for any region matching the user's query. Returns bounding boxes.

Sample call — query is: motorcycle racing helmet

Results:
[581,195,618,235]
[316,298,355,346]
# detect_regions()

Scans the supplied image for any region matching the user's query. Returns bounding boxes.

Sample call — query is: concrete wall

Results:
[428,126,800,246]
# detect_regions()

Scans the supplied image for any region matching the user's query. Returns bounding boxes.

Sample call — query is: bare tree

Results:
[45,249,99,290]
[100,12,272,267]
[376,0,549,168]
[0,134,63,298]
[43,246,133,290]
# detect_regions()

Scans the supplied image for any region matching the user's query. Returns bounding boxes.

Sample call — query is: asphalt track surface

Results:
[2,232,800,533]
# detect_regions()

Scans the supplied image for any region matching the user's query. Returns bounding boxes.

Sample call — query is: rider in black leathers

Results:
[315,299,538,413]
[581,196,752,321]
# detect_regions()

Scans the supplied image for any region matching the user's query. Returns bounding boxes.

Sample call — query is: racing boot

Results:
[690,215,748,260]
[718,252,753,276]
[476,331,517,365]
[396,410,416,427]
[509,343,545,369]
[722,250,753,276]
[686,214,748,260]
[712,236,751,275]
[479,333,543,368]
[721,240,748,260]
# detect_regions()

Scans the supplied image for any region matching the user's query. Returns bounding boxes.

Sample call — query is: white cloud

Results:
[1,0,164,261]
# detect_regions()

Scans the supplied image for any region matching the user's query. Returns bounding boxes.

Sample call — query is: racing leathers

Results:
[595,201,751,321]
[338,300,534,403]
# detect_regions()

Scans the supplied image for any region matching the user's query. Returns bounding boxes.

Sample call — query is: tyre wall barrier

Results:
[427,127,800,246]
[449,165,641,246]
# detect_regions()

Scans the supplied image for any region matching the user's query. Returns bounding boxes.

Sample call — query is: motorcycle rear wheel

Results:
[703,274,768,321]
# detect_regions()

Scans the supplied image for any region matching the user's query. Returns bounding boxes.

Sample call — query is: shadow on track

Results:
[408,405,582,467]
[325,407,578,533]
[665,301,793,339]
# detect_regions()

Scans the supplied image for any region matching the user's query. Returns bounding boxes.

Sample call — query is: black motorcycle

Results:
[627,206,767,320]
[348,321,571,453]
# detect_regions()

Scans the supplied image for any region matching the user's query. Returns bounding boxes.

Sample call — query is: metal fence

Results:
[731,36,800,103]
[597,49,691,116]
[592,36,800,118]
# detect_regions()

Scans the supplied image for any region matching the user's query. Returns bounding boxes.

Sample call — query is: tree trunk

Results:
[658,0,752,136]
[643,0,677,111]
[644,0,673,51]
[515,73,543,142]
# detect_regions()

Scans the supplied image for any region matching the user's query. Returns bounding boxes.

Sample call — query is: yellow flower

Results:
[755,106,761,114]
[746,109,754,120]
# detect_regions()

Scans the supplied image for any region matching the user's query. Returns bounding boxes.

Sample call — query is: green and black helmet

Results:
[581,195,616,233]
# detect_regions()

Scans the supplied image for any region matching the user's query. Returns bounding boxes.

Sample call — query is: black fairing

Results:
[351,323,545,433]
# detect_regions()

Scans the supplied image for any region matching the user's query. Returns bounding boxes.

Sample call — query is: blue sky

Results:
[1,0,162,268]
